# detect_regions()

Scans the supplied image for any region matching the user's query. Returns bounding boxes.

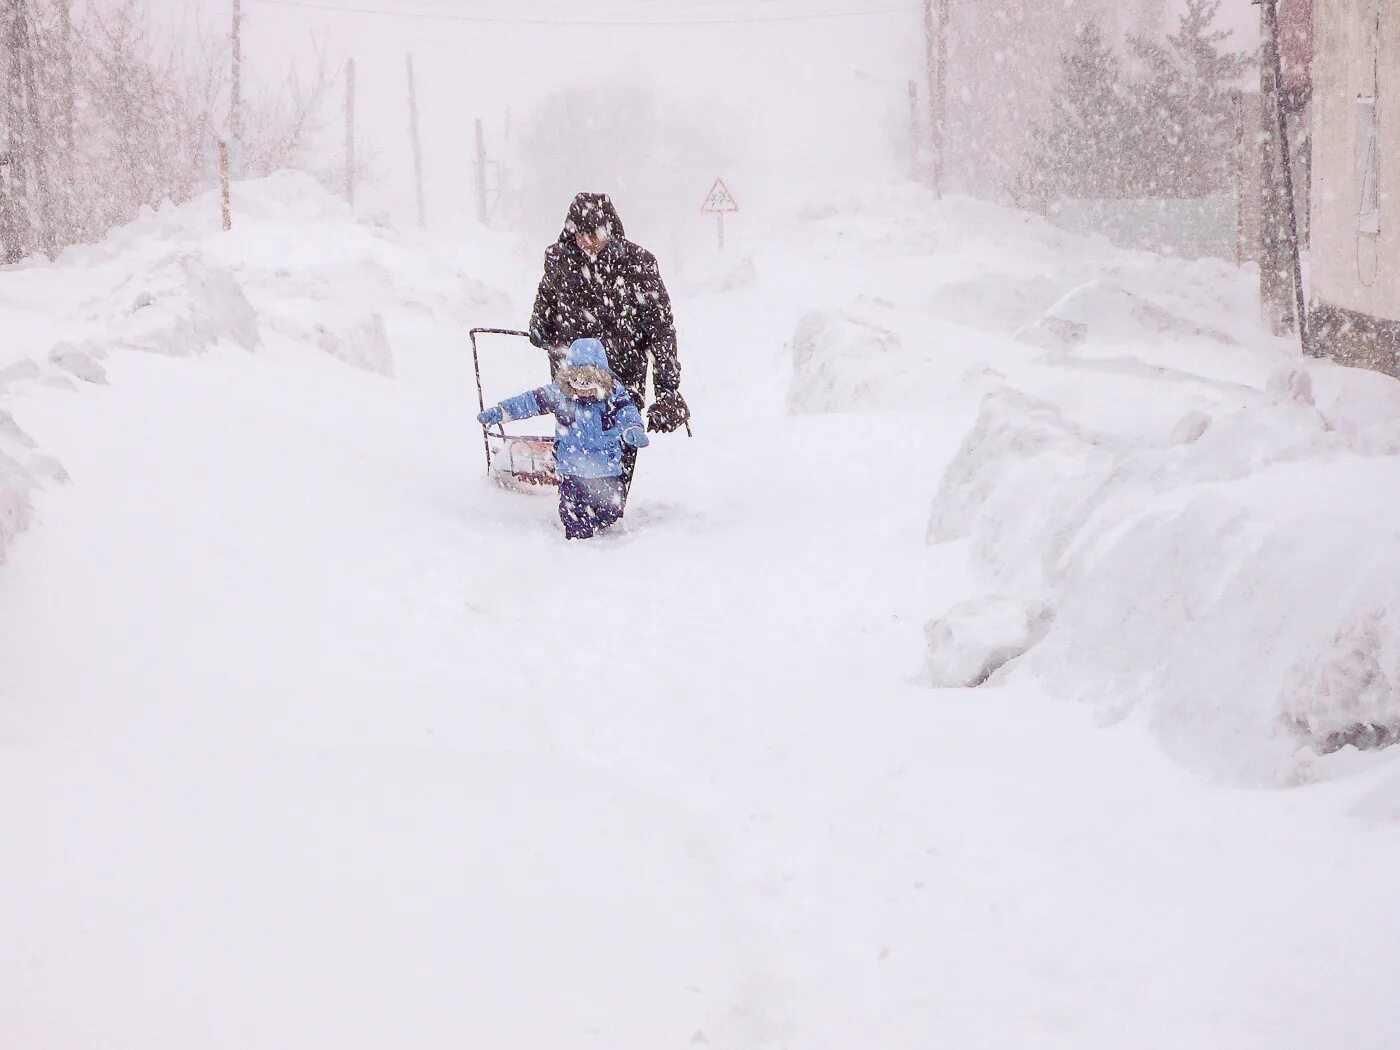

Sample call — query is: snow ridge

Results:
[772,182,1400,785]
[0,172,511,565]
[930,360,1400,785]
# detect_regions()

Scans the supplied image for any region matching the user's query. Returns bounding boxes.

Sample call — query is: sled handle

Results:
[469,327,532,476]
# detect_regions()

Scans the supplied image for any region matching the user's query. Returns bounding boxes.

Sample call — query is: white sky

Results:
[163,1,920,242]
[154,1,1261,244]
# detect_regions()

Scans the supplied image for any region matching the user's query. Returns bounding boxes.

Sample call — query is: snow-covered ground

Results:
[3,176,1399,1049]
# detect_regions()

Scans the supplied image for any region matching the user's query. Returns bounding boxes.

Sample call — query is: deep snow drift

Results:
[3,175,1400,1049]
[0,172,516,565]
[781,184,1400,787]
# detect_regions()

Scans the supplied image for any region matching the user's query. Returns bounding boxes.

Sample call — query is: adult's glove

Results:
[621,424,650,448]
[477,406,503,427]
[647,390,690,434]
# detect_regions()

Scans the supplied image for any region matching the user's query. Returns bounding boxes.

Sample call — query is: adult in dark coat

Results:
[529,192,689,499]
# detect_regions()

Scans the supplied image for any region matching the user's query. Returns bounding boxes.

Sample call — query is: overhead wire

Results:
[243,0,919,26]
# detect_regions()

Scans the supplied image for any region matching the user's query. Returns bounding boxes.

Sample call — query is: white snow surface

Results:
[3,176,1400,1049]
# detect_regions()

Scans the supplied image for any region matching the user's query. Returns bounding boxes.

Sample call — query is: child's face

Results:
[560,365,610,402]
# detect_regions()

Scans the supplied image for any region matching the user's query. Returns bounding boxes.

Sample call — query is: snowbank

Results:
[781,188,1267,420]
[772,182,1400,785]
[0,171,514,564]
[929,330,1400,785]
[0,412,39,566]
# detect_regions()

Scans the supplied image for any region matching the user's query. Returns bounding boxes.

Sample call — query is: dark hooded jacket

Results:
[529,193,681,409]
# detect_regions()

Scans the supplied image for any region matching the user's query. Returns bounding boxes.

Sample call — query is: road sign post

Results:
[701,177,739,250]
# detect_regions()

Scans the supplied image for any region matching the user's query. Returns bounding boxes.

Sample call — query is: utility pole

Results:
[406,54,426,228]
[231,0,243,168]
[923,0,949,196]
[473,118,488,225]
[1256,0,1308,350]
[345,58,356,205]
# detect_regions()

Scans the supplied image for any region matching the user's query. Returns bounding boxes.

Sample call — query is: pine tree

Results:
[1129,0,1249,197]
[1126,34,1191,197]
[1018,21,1143,204]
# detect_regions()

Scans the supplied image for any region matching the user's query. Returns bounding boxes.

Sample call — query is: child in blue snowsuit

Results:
[477,338,649,540]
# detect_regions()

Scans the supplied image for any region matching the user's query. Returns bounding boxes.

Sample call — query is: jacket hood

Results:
[560,192,626,243]
[564,338,611,371]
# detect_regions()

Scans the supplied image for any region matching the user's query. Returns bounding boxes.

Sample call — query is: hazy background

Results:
[128,1,1264,270]
[172,1,925,261]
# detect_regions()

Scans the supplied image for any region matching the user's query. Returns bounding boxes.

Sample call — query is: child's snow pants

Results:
[559,475,625,539]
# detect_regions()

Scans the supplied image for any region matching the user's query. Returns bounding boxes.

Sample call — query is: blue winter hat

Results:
[564,338,610,371]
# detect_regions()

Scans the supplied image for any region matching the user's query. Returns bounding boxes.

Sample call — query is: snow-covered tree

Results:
[1015,3,1250,208]
[1,0,353,263]
[945,0,1151,199]
[1128,0,1250,198]
[1016,22,1143,204]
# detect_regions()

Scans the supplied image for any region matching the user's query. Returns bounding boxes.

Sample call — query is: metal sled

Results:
[471,327,558,491]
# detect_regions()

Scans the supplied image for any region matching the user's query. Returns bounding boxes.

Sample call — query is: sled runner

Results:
[471,327,558,490]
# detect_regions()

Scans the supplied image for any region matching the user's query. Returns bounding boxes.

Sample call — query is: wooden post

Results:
[934,0,948,195]
[1234,90,1246,268]
[0,152,18,264]
[231,0,242,168]
[13,0,51,257]
[57,1,74,154]
[345,58,356,205]
[923,0,949,196]
[218,141,232,231]
[922,0,935,190]
[406,54,426,228]
[474,117,488,225]
[3,0,31,262]
[53,0,75,248]
[907,79,919,180]
[1257,0,1307,349]
[716,213,725,251]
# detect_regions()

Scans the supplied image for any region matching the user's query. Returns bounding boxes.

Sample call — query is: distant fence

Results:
[1046,196,1239,262]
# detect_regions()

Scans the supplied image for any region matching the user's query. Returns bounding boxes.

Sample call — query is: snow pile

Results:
[767,182,1400,784]
[929,360,1400,784]
[0,171,514,564]
[787,306,907,414]
[0,410,42,565]
[924,593,1052,688]
[1014,278,1238,351]
[780,188,1264,419]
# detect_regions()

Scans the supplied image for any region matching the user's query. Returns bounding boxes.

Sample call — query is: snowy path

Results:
[4,281,1400,1050]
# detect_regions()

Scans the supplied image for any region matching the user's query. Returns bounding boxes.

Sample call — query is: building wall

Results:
[1309,0,1400,373]
[1280,0,1315,94]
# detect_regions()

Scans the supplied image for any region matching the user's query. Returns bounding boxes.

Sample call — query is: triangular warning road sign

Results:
[701,178,739,214]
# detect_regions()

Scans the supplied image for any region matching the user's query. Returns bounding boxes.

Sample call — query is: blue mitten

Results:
[622,425,650,448]
[477,406,503,427]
